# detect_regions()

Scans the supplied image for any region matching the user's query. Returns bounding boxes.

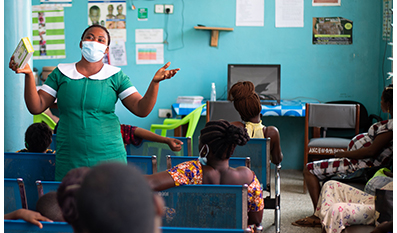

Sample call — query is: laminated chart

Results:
[136,44,164,64]
[32,5,65,59]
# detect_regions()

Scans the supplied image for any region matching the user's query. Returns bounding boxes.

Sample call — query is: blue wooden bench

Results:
[4,152,56,211]
[232,138,281,233]
[159,184,248,229]
[35,181,60,198]
[34,155,156,197]
[126,137,191,171]
[4,220,250,233]
[166,155,250,170]
[4,178,28,214]
[4,219,73,233]
[126,155,157,174]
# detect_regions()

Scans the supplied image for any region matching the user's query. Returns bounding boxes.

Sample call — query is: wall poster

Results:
[88,0,126,41]
[312,17,352,45]
[312,0,340,6]
[32,5,66,59]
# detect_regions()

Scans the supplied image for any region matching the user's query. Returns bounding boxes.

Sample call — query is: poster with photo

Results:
[88,0,126,41]
[312,17,352,45]
[32,5,66,59]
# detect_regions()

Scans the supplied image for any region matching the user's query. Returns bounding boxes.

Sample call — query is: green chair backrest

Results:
[184,104,205,138]
[33,112,56,130]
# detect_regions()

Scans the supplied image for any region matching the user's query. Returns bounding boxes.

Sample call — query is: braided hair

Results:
[200,120,250,160]
[81,24,111,46]
[228,81,262,122]
[25,122,52,153]
[57,167,91,233]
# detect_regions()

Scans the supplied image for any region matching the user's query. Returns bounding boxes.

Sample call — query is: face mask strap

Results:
[198,144,209,165]
[199,144,209,157]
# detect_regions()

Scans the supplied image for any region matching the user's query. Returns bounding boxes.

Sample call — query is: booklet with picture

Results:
[12,37,34,69]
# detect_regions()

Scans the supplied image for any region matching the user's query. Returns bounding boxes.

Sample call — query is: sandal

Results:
[292,216,321,228]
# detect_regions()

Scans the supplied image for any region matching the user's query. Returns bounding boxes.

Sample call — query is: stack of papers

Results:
[176,96,204,104]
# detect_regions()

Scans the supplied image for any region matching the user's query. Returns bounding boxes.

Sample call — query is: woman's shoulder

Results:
[225,166,254,185]
[263,125,280,138]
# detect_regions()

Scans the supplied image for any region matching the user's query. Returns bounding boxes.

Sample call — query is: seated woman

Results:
[228,81,283,164]
[17,122,54,153]
[315,173,392,233]
[145,120,264,232]
[294,84,393,227]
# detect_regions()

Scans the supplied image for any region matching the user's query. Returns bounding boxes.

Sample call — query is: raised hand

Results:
[152,62,180,83]
[9,56,32,74]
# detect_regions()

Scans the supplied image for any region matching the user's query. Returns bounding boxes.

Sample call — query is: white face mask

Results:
[81,41,107,63]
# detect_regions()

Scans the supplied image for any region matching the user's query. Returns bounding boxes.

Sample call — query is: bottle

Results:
[210,82,216,101]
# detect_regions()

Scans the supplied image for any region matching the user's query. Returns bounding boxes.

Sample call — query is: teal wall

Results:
[8,0,392,169]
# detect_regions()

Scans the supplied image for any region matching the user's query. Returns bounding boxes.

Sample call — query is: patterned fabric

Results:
[167,160,264,212]
[314,180,393,233]
[168,160,203,185]
[16,148,55,154]
[120,124,143,146]
[245,121,264,138]
[307,119,393,180]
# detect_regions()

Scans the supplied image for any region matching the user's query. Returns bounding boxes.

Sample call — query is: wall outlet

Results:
[154,4,164,13]
[159,109,172,118]
[164,4,174,14]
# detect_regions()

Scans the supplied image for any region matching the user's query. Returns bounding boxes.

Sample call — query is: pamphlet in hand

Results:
[12,37,34,69]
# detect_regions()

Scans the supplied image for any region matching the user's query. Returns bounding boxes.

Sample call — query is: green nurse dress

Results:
[41,63,137,181]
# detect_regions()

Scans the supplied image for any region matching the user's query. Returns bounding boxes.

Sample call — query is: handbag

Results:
[374,189,393,225]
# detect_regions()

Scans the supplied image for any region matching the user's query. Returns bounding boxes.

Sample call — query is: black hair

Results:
[76,163,155,233]
[36,191,64,222]
[382,84,393,105]
[81,25,111,46]
[200,120,250,160]
[25,122,52,153]
[57,167,91,233]
[228,81,262,122]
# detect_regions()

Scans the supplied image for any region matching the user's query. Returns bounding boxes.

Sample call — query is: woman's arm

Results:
[134,127,182,151]
[264,126,283,165]
[9,58,55,114]
[335,131,393,159]
[122,62,179,117]
[5,209,53,229]
[145,171,176,191]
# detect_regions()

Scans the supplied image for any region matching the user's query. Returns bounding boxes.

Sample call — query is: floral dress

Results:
[307,119,393,180]
[314,180,393,233]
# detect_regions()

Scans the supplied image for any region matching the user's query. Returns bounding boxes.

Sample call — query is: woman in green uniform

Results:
[9,25,180,180]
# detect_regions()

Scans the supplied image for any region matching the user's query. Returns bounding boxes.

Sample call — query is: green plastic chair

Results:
[33,112,56,130]
[150,104,205,154]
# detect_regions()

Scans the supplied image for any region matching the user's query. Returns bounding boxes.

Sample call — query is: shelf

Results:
[194,26,234,47]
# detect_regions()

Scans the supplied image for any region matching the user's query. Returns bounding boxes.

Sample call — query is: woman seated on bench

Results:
[228,81,283,165]
[145,120,264,232]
